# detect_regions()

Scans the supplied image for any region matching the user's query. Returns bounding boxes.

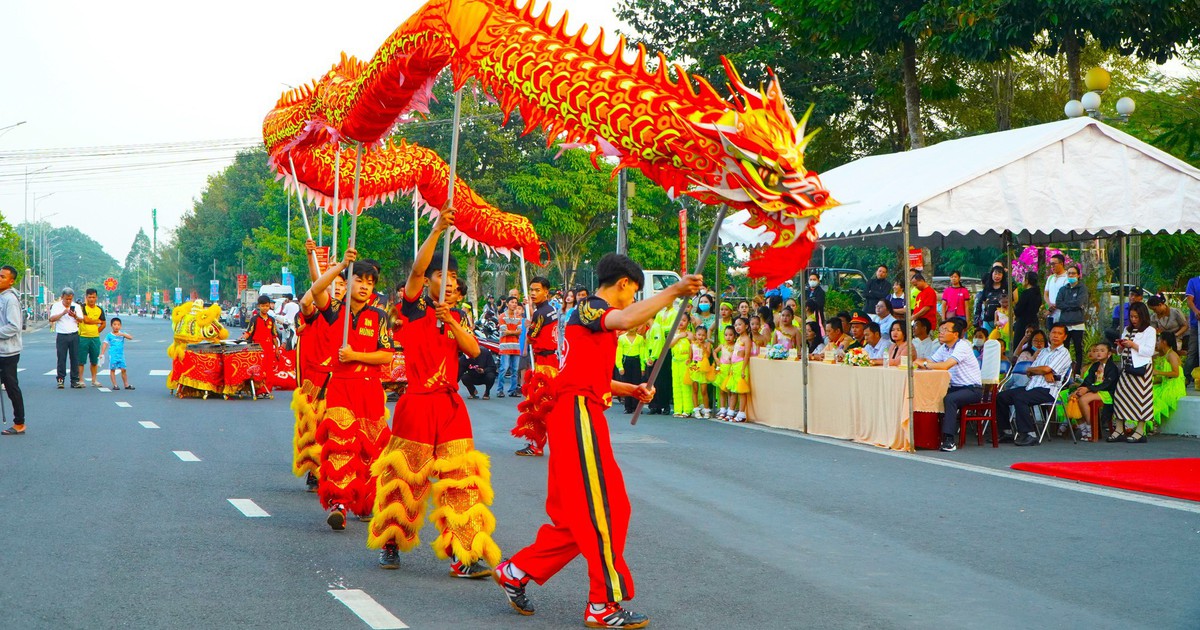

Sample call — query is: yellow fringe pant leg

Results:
[366,437,434,552]
[427,439,501,567]
[291,380,325,478]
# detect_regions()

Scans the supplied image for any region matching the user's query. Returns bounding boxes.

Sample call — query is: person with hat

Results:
[1111,287,1145,332]
[49,287,85,389]
[847,313,871,350]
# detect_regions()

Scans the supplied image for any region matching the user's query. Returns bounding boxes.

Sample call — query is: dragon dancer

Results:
[292,239,345,492]
[512,275,558,457]
[310,249,394,530]
[368,208,500,577]
[494,253,702,629]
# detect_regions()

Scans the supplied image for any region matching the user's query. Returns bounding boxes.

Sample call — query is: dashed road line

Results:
[173,450,200,462]
[139,421,159,429]
[328,590,408,629]
[148,370,171,376]
[43,370,56,376]
[98,387,111,393]
[227,499,270,517]
[115,402,132,408]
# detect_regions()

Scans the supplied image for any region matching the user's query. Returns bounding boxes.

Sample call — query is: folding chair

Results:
[1035,366,1074,444]
[957,340,1003,448]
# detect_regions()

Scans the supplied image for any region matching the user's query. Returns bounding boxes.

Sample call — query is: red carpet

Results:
[1011,459,1200,502]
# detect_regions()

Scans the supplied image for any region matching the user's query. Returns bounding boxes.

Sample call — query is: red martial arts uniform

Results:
[291,305,336,479]
[513,301,559,449]
[367,292,500,567]
[244,312,277,389]
[314,301,392,517]
[511,295,636,603]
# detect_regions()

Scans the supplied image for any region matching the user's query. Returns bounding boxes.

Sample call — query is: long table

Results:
[748,357,951,451]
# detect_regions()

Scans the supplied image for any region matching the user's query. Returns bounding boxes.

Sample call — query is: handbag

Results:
[1065,396,1083,420]
[1123,361,1149,377]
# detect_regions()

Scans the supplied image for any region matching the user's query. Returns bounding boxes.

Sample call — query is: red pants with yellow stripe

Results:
[511,395,635,603]
[315,376,390,516]
[367,389,501,568]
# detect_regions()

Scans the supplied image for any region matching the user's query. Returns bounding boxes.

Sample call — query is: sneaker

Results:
[702,409,712,419]
[305,472,318,493]
[939,439,957,452]
[584,602,649,629]
[497,392,506,398]
[692,408,703,419]
[449,558,491,579]
[378,543,400,570]
[327,504,346,531]
[356,512,374,522]
[57,379,64,389]
[71,382,85,389]
[492,560,535,615]
[1014,433,1039,447]
[515,445,544,457]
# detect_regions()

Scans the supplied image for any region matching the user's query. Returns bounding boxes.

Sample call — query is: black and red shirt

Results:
[319,300,392,380]
[299,302,338,377]
[245,313,276,347]
[557,295,617,407]
[528,301,559,365]
[397,292,464,394]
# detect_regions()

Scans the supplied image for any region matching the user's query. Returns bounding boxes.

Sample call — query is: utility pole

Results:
[615,169,629,255]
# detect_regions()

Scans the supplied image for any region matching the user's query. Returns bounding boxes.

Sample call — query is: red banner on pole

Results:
[314,246,331,272]
[236,274,249,292]
[908,247,924,271]
[678,208,688,275]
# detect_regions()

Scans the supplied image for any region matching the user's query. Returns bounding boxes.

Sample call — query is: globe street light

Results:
[1064,66,1135,123]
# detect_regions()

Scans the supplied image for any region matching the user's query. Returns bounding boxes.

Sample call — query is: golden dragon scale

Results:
[263,0,838,284]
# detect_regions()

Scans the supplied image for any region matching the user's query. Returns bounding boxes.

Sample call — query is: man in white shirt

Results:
[910,317,938,360]
[274,293,302,348]
[863,322,892,363]
[916,319,982,452]
[48,287,85,389]
[1043,253,1068,328]
[997,323,1073,446]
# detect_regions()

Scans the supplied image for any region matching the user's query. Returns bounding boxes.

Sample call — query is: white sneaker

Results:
[702,408,712,419]
[692,408,703,419]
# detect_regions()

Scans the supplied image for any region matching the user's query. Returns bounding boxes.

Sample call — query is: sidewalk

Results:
[922,432,1198,469]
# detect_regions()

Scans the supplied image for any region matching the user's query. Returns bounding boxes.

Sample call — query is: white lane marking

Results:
[43,370,56,376]
[155,340,165,343]
[227,499,270,518]
[328,590,408,629]
[98,387,111,393]
[173,450,200,462]
[139,421,159,429]
[149,370,171,376]
[115,402,132,408]
[16,368,24,373]
[719,420,1200,515]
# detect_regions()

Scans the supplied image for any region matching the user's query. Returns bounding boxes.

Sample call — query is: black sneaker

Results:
[584,602,649,629]
[71,382,85,389]
[327,504,346,531]
[493,560,534,615]
[514,445,543,457]
[939,439,958,453]
[378,543,400,570]
[57,379,64,389]
[1014,433,1039,447]
[449,557,491,579]
[305,472,318,493]
[999,431,1015,444]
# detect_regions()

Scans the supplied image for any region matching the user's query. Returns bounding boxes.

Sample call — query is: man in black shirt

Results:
[863,264,891,312]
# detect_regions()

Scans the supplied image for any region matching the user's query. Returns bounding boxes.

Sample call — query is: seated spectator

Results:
[460,345,498,399]
[811,319,849,361]
[804,321,823,355]
[884,319,908,367]
[870,299,896,332]
[910,317,938,360]
[997,324,1073,446]
[971,328,989,363]
[1152,331,1186,429]
[836,310,852,334]
[863,321,892,364]
[1147,295,1189,348]
[847,313,870,350]
[1068,341,1118,440]
[915,319,982,452]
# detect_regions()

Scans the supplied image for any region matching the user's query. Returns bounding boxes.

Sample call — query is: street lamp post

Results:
[1063,66,1136,123]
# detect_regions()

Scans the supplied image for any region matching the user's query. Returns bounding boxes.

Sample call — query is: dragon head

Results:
[682,58,838,287]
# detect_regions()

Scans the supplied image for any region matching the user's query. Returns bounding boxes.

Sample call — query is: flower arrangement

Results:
[1011,246,1075,280]
[843,347,872,367]
[766,344,790,360]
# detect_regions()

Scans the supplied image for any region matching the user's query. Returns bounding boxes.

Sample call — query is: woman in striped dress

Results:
[1108,302,1157,443]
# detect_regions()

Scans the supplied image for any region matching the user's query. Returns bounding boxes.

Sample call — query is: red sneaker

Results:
[584,602,649,629]
[492,559,534,615]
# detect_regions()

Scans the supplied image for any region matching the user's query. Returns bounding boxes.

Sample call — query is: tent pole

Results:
[1005,231,1013,345]
[1119,234,1127,329]
[903,204,915,452]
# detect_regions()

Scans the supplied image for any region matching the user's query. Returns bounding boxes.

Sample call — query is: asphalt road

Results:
[1,316,1197,629]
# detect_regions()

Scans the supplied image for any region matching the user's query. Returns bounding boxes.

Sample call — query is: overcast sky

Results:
[0,0,629,264]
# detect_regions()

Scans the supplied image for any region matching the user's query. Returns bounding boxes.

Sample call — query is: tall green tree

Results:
[120,229,153,302]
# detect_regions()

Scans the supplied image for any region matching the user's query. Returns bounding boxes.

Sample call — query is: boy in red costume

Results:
[513,275,558,456]
[310,248,394,530]
[368,208,501,577]
[292,239,346,492]
[242,295,277,399]
[494,253,702,629]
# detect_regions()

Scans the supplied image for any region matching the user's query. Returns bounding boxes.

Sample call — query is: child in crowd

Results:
[669,318,694,418]
[715,325,736,420]
[615,324,648,414]
[723,317,753,423]
[1067,341,1119,440]
[971,328,988,363]
[689,325,714,418]
[1152,331,1185,431]
[776,306,801,353]
[990,295,1011,343]
[100,317,134,390]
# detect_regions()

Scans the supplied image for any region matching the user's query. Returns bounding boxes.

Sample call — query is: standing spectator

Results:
[241,295,277,397]
[1111,286,1144,331]
[460,345,497,399]
[49,288,84,389]
[863,265,891,311]
[77,288,107,387]
[1043,253,1069,328]
[646,300,681,414]
[887,280,908,317]
[995,324,1073,446]
[940,271,972,321]
[1108,302,1157,443]
[1054,265,1088,374]
[496,296,524,398]
[736,300,751,319]
[915,319,982,452]
[1147,295,1188,348]
[805,273,826,325]
[100,317,135,390]
[275,293,301,349]
[1186,274,1200,388]
[694,293,717,331]
[0,266,26,436]
[1012,271,1043,346]
[910,273,938,330]
[616,325,648,413]
[975,267,1007,333]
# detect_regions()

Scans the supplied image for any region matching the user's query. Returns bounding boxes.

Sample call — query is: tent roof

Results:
[813,118,1200,243]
